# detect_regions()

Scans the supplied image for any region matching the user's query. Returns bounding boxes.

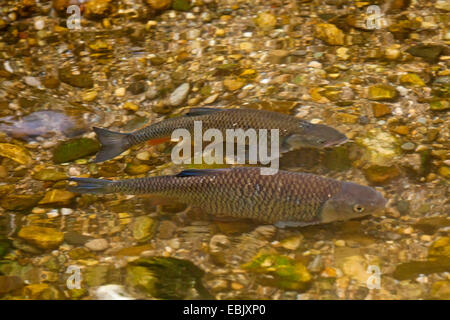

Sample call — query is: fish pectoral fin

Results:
[185,107,225,117]
[274,220,320,228]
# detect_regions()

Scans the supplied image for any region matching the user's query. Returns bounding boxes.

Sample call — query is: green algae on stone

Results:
[18,226,64,250]
[356,128,400,166]
[429,100,449,111]
[32,169,67,181]
[399,73,426,87]
[126,257,212,299]
[84,265,110,287]
[242,252,311,291]
[368,84,398,101]
[172,0,191,11]
[53,138,100,163]
[0,194,43,211]
[132,216,156,242]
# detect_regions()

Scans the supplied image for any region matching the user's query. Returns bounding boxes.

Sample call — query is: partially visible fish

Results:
[68,167,386,227]
[92,108,348,163]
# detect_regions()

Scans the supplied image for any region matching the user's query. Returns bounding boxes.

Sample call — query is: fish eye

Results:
[353,204,365,213]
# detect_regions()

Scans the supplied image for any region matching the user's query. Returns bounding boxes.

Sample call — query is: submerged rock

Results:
[392,257,450,280]
[132,216,156,242]
[33,169,67,181]
[0,276,24,295]
[255,12,277,31]
[53,138,100,163]
[172,0,191,11]
[39,190,75,206]
[314,23,345,45]
[368,85,398,101]
[0,143,32,165]
[428,237,450,258]
[24,283,62,300]
[126,257,212,299]
[146,0,172,11]
[58,68,94,88]
[430,281,450,300]
[18,226,64,249]
[242,252,311,291]
[406,44,444,62]
[1,194,42,211]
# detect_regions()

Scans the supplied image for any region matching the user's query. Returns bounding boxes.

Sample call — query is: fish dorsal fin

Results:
[185,107,225,117]
[175,168,229,177]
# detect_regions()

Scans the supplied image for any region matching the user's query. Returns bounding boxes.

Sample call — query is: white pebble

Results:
[85,238,109,251]
[68,167,80,176]
[308,61,322,69]
[60,208,73,216]
[34,19,45,30]
[94,285,135,300]
[24,76,41,87]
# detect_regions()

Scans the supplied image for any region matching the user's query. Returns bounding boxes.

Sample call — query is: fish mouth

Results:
[323,135,348,148]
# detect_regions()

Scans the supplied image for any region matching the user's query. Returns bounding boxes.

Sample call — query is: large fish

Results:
[68,167,386,227]
[92,108,347,163]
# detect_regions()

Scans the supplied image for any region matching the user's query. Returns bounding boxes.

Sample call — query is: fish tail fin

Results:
[68,177,114,194]
[93,127,131,163]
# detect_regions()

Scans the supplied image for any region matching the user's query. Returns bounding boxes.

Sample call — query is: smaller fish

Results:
[92,108,347,163]
[68,167,386,227]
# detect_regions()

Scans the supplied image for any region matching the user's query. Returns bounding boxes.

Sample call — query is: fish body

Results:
[69,167,386,226]
[93,108,347,163]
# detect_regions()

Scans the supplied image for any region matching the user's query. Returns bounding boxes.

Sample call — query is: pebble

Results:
[85,238,109,251]
[169,83,190,106]
[24,76,41,87]
[60,208,73,216]
[34,19,45,30]
[401,142,416,151]
[95,285,135,300]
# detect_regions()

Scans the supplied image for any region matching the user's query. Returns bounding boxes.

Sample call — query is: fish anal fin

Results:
[146,136,171,146]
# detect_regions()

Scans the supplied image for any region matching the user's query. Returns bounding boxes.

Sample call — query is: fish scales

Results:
[92,108,347,163]
[106,167,342,223]
[128,109,308,145]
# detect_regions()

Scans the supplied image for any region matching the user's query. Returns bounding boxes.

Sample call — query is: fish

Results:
[92,108,348,163]
[68,167,386,227]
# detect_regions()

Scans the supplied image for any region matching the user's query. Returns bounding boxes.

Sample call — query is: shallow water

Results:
[0,0,449,300]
